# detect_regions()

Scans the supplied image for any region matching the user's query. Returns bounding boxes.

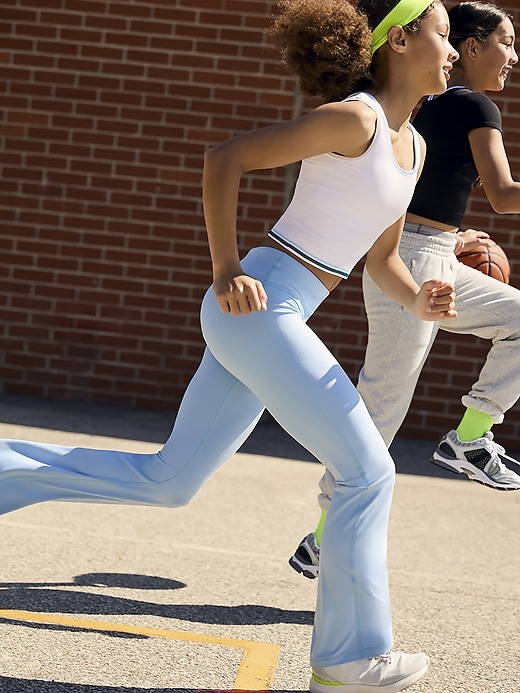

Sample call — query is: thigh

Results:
[359,265,439,444]
[202,284,391,487]
[442,262,520,339]
[364,233,456,366]
[159,347,265,477]
[362,265,439,372]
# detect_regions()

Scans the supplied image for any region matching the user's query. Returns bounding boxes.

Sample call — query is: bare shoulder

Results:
[310,100,378,157]
[315,100,377,133]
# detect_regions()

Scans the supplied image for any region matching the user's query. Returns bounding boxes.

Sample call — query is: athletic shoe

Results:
[310,650,429,693]
[430,429,520,491]
[288,532,320,579]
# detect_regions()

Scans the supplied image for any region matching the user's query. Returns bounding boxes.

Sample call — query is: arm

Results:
[365,215,456,321]
[365,133,455,320]
[469,127,520,214]
[202,101,377,315]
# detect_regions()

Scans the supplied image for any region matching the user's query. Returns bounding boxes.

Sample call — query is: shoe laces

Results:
[375,652,392,664]
[484,433,520,473]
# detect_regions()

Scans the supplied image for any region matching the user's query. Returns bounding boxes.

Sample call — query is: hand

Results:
[455,228,492,255]
[415,279,457,321]
[213,271,268,315]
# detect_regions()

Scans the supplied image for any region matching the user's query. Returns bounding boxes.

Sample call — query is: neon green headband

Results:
[371,0,434,55]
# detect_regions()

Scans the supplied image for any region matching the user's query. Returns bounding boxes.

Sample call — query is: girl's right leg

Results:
[315,228,457,515]
[203,248,428,688]
[200,248,396,667]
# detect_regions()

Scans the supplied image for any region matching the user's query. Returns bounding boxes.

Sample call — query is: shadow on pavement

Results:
[0,394,466,481]
[0,681,299,692]
[0,573,313,627]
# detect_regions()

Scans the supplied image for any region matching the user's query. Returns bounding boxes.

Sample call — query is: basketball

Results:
[457,240,510,284]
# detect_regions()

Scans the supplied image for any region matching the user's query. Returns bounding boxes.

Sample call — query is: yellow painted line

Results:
[0,609,279,691]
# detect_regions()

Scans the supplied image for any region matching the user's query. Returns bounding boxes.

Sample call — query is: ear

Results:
[387,25,408,54]
[465,36,480,60]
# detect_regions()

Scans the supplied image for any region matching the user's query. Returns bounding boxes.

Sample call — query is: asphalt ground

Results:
[0,394,519,693]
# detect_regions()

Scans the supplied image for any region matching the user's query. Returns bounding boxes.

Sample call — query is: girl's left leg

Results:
[441,262,520,419]
[0,347,265,515]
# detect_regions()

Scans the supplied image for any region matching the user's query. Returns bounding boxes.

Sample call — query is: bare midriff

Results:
[262,237,343,292]
[405,212,458,233]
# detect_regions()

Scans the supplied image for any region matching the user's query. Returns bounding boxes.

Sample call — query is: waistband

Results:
[401,222,457,255]
[241,246,329,317]
[404,221,457,238]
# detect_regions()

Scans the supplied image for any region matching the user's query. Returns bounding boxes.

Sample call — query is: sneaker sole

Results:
[288,555,319,579]
[430,454,520,491]
[309,661,429,693]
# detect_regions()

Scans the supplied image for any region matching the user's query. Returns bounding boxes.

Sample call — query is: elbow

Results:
[486,187,520,215]
[204,143,221,168]
[204,140,245,176]
[489,199,511,215]
[203,143,228,181]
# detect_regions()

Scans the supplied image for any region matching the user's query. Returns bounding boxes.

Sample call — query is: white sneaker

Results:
[310,651,429,693]
[430,430,520,490]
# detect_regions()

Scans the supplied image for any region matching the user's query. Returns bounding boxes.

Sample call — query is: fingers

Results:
[461,228,489,239]
[427,284,456,318]
[215,277,268,315]
[419,279,456,319]
[459,228,492,250]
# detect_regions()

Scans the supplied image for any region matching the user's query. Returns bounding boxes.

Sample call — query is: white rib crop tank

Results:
[268,92,421,279]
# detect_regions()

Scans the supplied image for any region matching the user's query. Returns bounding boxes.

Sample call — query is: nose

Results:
[511,47,519,65]
[448,41,459,64]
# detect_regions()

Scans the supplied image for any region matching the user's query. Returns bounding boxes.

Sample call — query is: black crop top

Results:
[407,87,502,227]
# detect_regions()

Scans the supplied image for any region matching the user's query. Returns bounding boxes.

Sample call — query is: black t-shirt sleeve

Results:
[458,90,502,134]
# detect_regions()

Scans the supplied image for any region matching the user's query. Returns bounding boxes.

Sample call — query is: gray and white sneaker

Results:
[288,532,320,579]
[310,650,429,693]
[430,429,520,490]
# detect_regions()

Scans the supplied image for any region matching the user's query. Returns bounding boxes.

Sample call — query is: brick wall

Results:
[2,0,520,445]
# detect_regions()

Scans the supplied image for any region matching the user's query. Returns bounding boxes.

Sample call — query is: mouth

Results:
[442,66,452,79]
[500,67,512,79]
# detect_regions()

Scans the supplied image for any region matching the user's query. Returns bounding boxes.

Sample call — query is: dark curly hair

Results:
[269,0,440,101]
[448,1,513,50]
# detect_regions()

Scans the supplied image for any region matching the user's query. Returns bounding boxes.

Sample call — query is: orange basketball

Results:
[457,240,510,284]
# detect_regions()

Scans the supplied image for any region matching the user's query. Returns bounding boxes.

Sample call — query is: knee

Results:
[153,477,205,508]
[366,455,396,491]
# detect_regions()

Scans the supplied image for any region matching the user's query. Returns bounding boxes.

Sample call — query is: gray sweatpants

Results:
[319,222,520,508]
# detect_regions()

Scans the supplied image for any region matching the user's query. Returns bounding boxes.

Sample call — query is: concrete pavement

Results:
[0,394,518,692]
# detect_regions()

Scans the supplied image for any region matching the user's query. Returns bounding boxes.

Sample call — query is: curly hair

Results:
[269,0,372,102]
[269,0,440,101]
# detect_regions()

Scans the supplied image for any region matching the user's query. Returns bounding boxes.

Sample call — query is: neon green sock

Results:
[456,408,495,442]
[314,509,327,547]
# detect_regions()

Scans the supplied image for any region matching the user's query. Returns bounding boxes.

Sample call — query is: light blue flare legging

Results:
[0,247,395,668]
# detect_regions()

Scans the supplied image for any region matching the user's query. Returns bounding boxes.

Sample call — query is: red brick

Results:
[2,1,520,440]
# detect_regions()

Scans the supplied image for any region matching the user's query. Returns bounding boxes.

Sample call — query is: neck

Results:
[448,65,480,92]
[371,82,424,131]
